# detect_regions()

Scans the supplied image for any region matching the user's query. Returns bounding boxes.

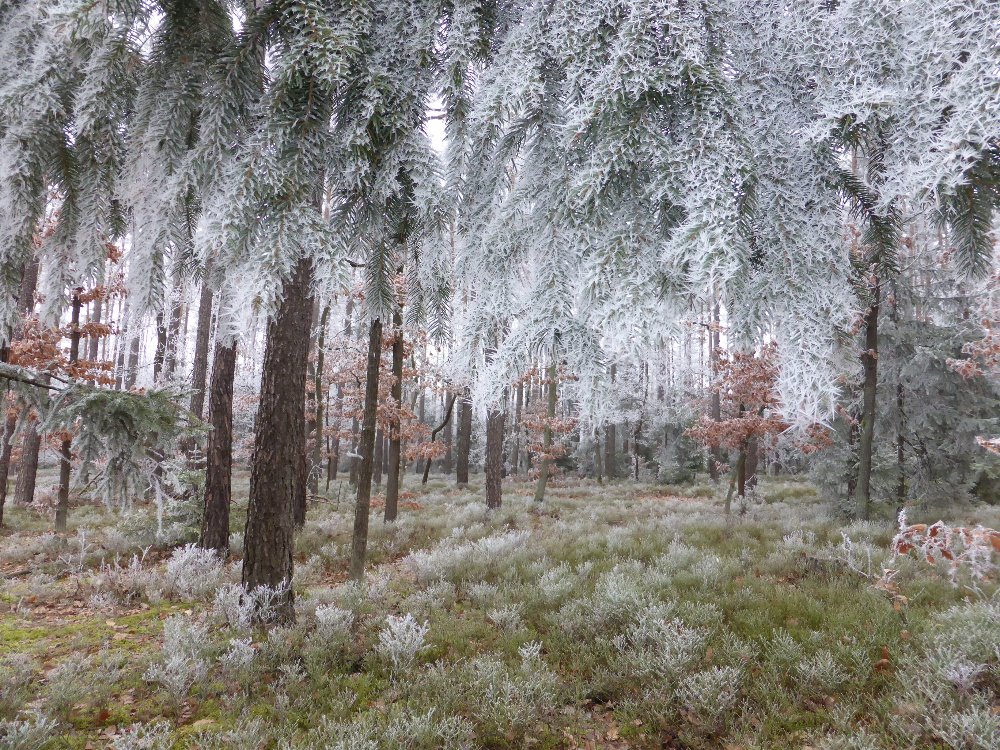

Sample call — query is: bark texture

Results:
[188,263,215,420]
[55,291,82,532]
[200,341,237,554]
[456,388,472,486]
[533,362,557,502]
[484,404,506,509]
[384,310,404,521]
[242,258,314,622]
[855,286,880,520]
[349,318,383,580]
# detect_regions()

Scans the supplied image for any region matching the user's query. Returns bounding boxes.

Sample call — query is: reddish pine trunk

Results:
[456,389,472,486]
[709,302,722,481]
[242,258,314,622]
[856,286,880,520]
[200,341,237,554]
[384,310,404,521]
[309,306,329,497]
[349,318,383,580]
[13,420,41,507]
[189,261,215,420]
[373,429,385,485]
[0,257,38,524]
[533,363,557,502]
[485,406,506,509]
[55,290,83,532]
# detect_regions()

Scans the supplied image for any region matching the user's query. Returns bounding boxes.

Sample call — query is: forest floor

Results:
[0,472,997,750]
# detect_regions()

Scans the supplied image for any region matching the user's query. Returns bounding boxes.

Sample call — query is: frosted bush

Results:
[364,571,392,603]
[937,704,999,750]
[377,614,430,674]
[43,655,92,717]
[293,555,325,586]
[0,654,39,717]
[315,604,355,643]
[143,616,213,700]
[405,580,457,616]
[404,530,531,584]
[613,608,709,684]
[213,582,289,630]
[185,719,272,749]
[691,554,729,586]
[102,527,133,556]
[537,563,575,601]
[782,529,817,548]
[96,549,155,602]
[467,581,500,606]
[519,640,544,664]
[380,709,474,750]
[228,532,244,555]
[88,591,118,611]
[930,600,1000,663]
[796,650,847,695]
[218,638,256,673]
[469,652,558,731]
[487,605,523,632]
[302,709,473,750]
[766,629,804,669]
[0,713,57,750]
[161,544,225,600]
[838,534,889,579]
[108,721,173,750]
[676,666,741,726]
[718,631,758,666]
[816,728,882,750]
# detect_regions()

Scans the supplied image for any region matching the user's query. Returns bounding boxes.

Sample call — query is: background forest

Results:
[0,1,998,749]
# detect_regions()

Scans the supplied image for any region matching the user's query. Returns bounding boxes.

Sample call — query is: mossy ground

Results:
[0,471,997,749]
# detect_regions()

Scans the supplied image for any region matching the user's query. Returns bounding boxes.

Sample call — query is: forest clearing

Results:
[1,470,997,750]
[1,0,999,748]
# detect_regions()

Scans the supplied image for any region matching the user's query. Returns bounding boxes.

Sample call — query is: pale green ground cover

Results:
[0,473,997,749]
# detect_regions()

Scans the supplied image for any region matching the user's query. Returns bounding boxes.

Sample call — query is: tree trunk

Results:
[442,394,454,474]
[162,284,184,382]
[200,341,237,554]
[126,333,141,389]
[709,301,722,481]
[373,429,385,486]
[384,309,404,521]
[0,409,14,527]
[349,416,360,486]
[114,301,128,390]
[745,435,759,491]
[735,445,748,498]
[349,318,383,580]
[13,418,41,507]
[242,258,313,622]
[309,306,329,498]
[188,262,215,420]
[0,256,40,522]
[153,313,167,383]
[855,285,880,520]
[485,401,506,509]
[456,388,472,486]
[511,381,523,475]
[594,429,603,484]
[895,382,905,510]
[17,256,39,316]
[55,290,83,532]
[604,364,617,479]
[533,362,557,502]
[87,295,102,363]
[423,394,456,484]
